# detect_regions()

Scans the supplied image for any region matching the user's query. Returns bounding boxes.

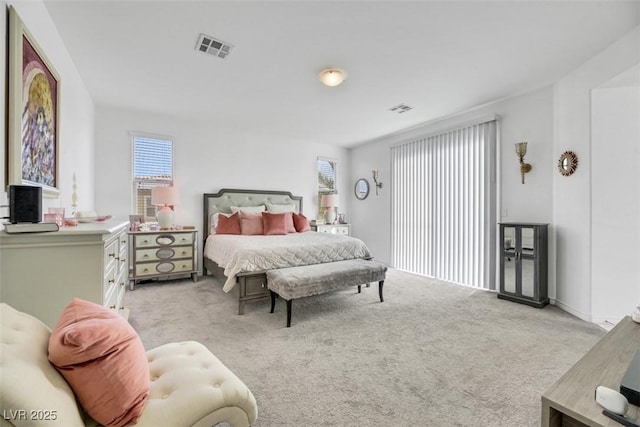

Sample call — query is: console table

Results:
[541,316,640,426]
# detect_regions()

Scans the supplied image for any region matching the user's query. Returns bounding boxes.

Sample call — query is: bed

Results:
[202,189,372,314]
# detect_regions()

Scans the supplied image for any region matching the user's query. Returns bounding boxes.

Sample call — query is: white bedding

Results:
[204,232,372,292]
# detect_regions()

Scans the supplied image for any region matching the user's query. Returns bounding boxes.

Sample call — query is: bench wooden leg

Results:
[357,285,361,293]
[378,280,384,302]
[270,291,276,313]
[286,299,292,327]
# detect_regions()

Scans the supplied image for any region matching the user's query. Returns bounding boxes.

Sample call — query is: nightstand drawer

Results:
[136,246,193,262]
[135,232,194,248]
[313,224,350,235]
[135,260,194,277]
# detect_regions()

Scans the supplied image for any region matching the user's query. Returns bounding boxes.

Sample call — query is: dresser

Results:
[498,222,549,308]
[311,223,351,236]
[0,220,129,328]
[128,230,198,290]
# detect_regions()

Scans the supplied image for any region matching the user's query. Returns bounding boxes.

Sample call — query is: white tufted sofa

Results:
[0,303,258,427]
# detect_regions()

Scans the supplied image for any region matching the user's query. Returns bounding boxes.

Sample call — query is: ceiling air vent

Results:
[195,34,233,59]
[388,104,413,114]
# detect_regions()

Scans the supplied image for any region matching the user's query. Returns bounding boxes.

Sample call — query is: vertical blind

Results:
[391,120,497,289]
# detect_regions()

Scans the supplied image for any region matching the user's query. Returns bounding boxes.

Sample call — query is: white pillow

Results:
[230,205,265,214]
[266,203,296,213]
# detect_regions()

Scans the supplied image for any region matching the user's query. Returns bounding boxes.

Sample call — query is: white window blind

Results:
[132,135,173,217]
[317,158,337,219]
[391,120,496,289]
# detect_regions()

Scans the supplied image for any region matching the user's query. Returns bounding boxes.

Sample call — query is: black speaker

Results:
[9,185,42,224]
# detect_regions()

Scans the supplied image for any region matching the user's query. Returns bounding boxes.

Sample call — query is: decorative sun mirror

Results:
[354,179,370,200]
[558,151,579,176]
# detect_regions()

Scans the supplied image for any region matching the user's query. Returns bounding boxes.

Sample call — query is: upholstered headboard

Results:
[202,188,303,238]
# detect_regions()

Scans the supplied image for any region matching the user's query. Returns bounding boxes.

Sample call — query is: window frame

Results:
[317,157,338,220]
[131,132,174,221]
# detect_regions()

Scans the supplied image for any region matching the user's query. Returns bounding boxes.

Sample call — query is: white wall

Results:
[349,86,555,292]
[553,26,640,321]
[591,82,640,324]
[0,1,95,217]
[94,106,350,264]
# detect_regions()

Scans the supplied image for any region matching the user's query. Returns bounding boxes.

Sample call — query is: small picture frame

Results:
[337,213,346,224]
[129,214,144,225]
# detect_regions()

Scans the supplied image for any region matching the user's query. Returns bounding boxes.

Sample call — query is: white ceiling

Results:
[43,0,640,147]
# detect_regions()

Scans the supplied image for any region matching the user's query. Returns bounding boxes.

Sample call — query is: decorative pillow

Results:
[215,212,240,235]
[262,212,288,235]
[266,203,296,213]
[230,205,265,214]
[241,211,264,235]
[48,298,150,427]
[266,204,297,232]
[293,212,311,232]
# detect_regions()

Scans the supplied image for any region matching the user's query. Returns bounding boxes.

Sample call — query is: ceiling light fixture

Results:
[318,68,347,87]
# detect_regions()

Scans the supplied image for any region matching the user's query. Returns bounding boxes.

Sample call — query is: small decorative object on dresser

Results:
[311,223,351,236]
[129,229,198,290]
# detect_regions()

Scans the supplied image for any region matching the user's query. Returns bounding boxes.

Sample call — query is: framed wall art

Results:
[7,6,61,197]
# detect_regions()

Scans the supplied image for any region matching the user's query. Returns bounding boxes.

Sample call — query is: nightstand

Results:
[311,223,351,236]
[128,229,198,290]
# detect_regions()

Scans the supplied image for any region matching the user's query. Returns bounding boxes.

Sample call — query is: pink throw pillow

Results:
[216,212,240,234]
[262,212,288,235]
[241,211,264,235]
[284,212,296,233]
[293,212,311,232]
[48,298,150,427]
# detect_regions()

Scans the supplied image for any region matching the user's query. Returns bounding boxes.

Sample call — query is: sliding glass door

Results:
[390,120,497,289]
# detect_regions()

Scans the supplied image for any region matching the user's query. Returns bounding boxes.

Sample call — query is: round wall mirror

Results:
[558,151,578,176]
[354,179,370,200]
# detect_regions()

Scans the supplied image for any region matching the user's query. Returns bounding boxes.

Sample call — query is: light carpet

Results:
[127,268,604,427]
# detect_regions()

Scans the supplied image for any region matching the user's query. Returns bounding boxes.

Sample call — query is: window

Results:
[132,134,173,220]
[317,157,337,220]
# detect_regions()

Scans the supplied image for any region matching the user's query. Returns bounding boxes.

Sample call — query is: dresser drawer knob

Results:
[108,252,116,258]
[143,254,149,258]
[108,279,115,283]
[109,305,116,309]
[143,268,149,273]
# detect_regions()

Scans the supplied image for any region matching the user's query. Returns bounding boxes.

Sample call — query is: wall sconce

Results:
[372,170,383,195]
[515,142,532,184]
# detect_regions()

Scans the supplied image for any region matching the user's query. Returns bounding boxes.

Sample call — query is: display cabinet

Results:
[498,223,549,308]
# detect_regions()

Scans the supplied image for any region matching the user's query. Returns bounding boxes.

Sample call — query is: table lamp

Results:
[320,194,339,225]
[151,186,178,229]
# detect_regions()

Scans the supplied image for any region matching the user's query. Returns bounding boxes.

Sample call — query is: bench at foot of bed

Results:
[266,258,387,327]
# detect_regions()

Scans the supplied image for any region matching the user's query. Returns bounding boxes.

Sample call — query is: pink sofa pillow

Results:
[48,298,150,427]
[216,212,240,235]
[293,212,311,232]
[262,212,287,235]
[241,211,264,235]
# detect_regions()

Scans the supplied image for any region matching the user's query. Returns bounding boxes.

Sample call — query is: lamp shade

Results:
[151,186,178,207]
[318,68,347,87]
[320,194,339,208]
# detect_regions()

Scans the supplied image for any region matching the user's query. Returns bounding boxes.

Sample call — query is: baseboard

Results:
[552,298,591,323]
